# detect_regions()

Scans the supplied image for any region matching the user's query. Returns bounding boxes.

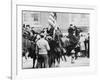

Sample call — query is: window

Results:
[34,14,38,21]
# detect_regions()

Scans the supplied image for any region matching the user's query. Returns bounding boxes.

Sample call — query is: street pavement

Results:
[22,56,89,69]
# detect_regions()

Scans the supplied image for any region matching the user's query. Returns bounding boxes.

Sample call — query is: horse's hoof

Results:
[71,61,75,64]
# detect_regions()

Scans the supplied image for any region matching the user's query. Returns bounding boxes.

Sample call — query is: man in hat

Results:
[67,26,78,63]
[36,33,50,68]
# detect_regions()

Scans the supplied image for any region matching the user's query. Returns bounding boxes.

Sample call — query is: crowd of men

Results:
[22,24,89,68]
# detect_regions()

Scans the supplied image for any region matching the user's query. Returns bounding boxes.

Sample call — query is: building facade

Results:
[22,11,89,33]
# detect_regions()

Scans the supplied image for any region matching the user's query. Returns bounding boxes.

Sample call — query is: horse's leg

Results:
[57,59,59,64]
[74,48,77,60]
[52,57,55,67]
[63,54,67,61]
[75,47,80,60]
[56,54,59,64]
[61,49,65,61]
[61,54,67,61]
[43,62,45,68]
[50,54,55,67]
[41,62,43,68]
[25,51,29,60]
[71,53,75,64]
[60,54,64,61]
[64,49,67,61]
[33,55,36,68]
[53,53,56,67]
[57,53,60,64]
[36,59,39,68]
[48,54,52,67]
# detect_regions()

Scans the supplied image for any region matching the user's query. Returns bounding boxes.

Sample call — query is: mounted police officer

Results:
[67,24,79,63]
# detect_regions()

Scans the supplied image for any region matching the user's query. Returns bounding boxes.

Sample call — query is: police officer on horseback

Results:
[67,24,79,63]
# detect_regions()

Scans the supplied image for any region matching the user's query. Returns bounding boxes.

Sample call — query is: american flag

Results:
[48,12,57,28]
[48,12,58,39]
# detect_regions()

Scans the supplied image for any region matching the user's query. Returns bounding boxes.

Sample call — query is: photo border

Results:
[12,3,97,80]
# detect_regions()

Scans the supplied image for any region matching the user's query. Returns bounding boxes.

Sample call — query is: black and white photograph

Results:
[22,11,90,69]
[0,0,99,80]
[11,2,97,80]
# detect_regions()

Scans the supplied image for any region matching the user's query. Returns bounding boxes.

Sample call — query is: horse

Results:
[46,36,61,67]
[22,35,31,59]
[60,27,80,63]
[46,27,64,67]
[22,29,39,68]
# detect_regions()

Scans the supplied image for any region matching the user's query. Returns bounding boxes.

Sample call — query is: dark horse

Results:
[47,27,64,67]
[22,30,38,68]
[60,26,80,63]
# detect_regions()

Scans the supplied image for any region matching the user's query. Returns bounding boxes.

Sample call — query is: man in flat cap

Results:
[36,33,50,68]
